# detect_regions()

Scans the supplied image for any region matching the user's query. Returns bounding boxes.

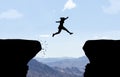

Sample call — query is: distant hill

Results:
[36,56,89,72]
[27,59,84,77]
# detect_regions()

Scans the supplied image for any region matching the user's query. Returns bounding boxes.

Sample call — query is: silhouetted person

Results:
[52,17,73,37]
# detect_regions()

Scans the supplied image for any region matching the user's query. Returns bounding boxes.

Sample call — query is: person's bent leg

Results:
[52,29,61,37]
[63,27,73,35]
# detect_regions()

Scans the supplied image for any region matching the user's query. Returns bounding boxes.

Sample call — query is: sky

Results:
[0,0,120,58]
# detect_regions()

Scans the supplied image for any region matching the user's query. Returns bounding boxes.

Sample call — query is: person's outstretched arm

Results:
[65,17,69,20]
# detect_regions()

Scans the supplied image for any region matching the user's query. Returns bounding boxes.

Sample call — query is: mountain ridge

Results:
[35,56,89,71]
[27,59,84,77]
[27,56,89,77]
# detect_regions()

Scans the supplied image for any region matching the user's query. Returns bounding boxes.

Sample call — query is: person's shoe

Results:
[70,32,73,35]
[52,34,55,37]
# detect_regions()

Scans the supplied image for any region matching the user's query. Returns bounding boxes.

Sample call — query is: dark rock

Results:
[83,39,120,77]
[0,39,41,77]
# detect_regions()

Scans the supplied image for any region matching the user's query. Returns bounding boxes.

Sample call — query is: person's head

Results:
[60,17,65,20]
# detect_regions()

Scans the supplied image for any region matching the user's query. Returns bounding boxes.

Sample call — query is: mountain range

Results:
[27,56,89,77]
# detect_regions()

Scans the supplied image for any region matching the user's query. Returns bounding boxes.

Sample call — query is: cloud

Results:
[62,0,76,11]
[0,9,23,20]
[102,0,120,14]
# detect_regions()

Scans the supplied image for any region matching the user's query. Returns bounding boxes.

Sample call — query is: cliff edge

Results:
[0,39,41,77]
[83,39,119,77]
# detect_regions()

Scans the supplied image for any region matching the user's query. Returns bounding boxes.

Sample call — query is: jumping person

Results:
[52,17,73,37]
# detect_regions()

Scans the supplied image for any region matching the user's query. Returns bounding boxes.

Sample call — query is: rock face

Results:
[0,39,41,77]
[83,39,119,77]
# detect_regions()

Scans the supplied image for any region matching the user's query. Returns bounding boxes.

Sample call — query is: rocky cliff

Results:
[0,39,41,77]
[83,39,119,77]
